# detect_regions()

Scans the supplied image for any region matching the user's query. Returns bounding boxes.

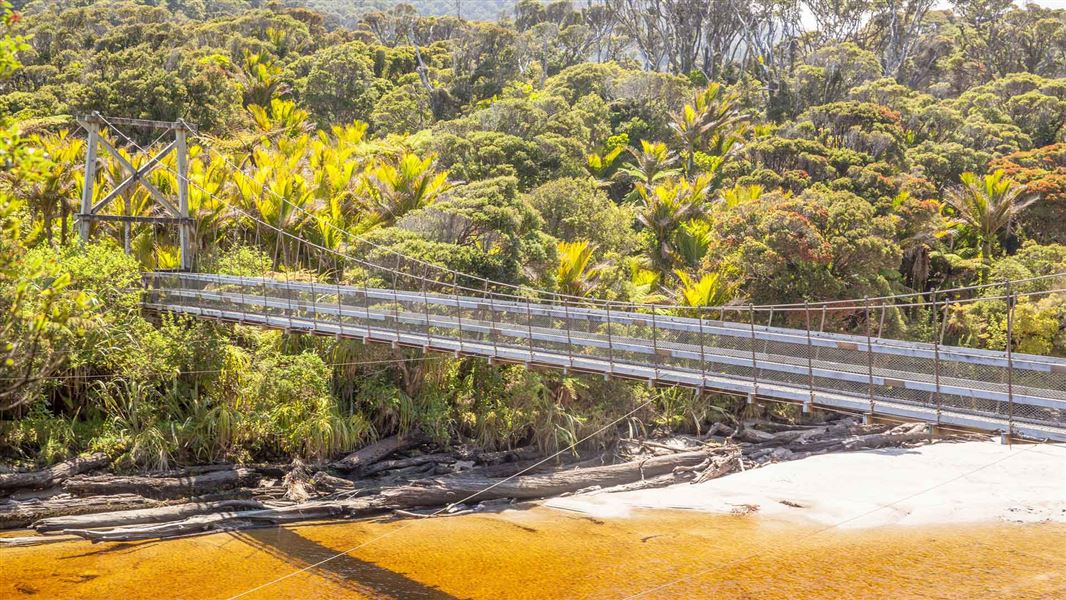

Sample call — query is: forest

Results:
[1,0,1065,473]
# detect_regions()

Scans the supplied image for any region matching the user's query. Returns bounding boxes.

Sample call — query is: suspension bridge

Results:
[76,114,1066,442]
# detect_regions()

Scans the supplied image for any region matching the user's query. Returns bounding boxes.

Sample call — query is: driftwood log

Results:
[0,493,162,529]
[33,500,265,533]
[0,453,110,494]
[331,433,425,472]
[380,449,715,508]
[64,468,261,499]
[362,453,456,476]
[470,445,540,465]
[311,471,357,491]
[63,511,254,542]
[63,500,380,543]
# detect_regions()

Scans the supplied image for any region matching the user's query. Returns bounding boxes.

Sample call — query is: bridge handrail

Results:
[144,272,1066,374]
[144,287,1066,410]
[142,297,1066,442]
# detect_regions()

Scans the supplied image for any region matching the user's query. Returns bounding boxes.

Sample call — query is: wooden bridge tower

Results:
[76,113,195,271]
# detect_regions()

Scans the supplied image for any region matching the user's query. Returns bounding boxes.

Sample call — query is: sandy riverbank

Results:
[546,439,1066,528]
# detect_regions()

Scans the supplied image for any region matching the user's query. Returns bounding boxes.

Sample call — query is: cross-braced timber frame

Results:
[76,113,196,271]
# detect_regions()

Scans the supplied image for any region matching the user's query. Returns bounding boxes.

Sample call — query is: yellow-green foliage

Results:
[5,0,1066,470]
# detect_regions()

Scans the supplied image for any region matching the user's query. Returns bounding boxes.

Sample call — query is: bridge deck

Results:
[143,273,1066,442]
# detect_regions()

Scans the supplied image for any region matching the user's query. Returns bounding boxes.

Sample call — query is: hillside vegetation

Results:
[1,0,1064,469]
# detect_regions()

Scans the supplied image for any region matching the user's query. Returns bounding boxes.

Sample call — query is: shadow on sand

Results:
[227,525,458,599]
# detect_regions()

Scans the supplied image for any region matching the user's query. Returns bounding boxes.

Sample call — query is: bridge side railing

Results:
[142,272,1066,440]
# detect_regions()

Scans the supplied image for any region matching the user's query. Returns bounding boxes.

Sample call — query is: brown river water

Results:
[3,508,1064,599]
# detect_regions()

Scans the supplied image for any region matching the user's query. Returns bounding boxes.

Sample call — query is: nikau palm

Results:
[619,140,679,188]
[15,131,83,246]
[635,175,713,271]
[670,83,747,173]
[675,269,736,308]
[361,152,450,227]
[944,170,1038,280]
[555,240,605,297]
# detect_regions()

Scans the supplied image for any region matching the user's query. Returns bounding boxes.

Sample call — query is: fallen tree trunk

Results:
[362,453,456,476]
[380,448,715,508]
[0,453,110,495]
[32,499,265,533]
[842,424,931,450]
[589,473,682,495]
[331,433,425,472]
[311,471,356,492]
[0,494,162,529]
[150,463,289,479]
[56,452,716,542]
[0,534,82,547]
[786,423,931,453]
[64,511,250,542]
[64,468,260,500]
[65,499,384,543]
[451,458,545,479]
[471,445,539,465]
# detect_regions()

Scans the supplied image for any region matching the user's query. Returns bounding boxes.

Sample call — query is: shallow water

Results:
[3,508,1064,599]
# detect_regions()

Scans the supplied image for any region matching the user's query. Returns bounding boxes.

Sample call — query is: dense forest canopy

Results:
[1,0,1065,468]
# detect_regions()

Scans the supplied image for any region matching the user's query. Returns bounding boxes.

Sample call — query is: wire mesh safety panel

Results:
[143,272,1066,442]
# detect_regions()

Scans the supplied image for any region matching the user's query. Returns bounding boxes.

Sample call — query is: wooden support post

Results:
[78,116,100,243]
[308,257,318,329]
[423,270,433,349]
[335,276,344,338]
[484,281,498,359]
[391,254,401,347]
[123,195,131,255]
[523,289,535,365]
[175,121,191,271]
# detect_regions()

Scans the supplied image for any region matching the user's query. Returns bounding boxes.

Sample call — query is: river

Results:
[3,507,1064,599]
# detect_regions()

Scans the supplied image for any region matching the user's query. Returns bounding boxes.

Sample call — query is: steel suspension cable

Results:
[98,116,1066,319]
[185,128,1066,311]
[189,130,598,305]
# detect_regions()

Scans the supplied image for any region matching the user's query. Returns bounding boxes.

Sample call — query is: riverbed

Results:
[4,508,1065,599]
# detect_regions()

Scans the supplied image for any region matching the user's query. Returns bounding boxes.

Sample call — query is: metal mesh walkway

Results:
[143,272,1066,442]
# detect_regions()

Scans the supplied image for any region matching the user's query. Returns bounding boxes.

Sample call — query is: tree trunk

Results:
[64,468,260,499]
[362,453,456,476]
[0,453,110,495]
[331,433,425,472]
[0,494,162,530]
[64,500,382,543]
[60,203,69,246]
[33,500,265,533]
[380,448,715,508]
[981,239,993,282]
